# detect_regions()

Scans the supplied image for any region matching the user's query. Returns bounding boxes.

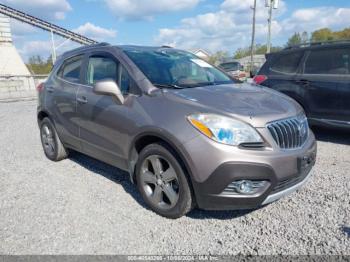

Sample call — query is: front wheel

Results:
[135,143,194,218]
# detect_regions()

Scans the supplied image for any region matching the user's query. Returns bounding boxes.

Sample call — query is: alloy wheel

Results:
[140,155,180,210]
[41,124,55,156]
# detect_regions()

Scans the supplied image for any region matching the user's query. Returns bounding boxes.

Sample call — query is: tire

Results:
[40,117,68,161]
[135,142,194,219]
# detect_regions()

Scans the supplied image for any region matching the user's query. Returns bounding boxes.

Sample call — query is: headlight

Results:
[187,113,263,146]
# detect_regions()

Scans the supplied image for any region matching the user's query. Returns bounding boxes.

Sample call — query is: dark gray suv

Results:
[37,43,317,218]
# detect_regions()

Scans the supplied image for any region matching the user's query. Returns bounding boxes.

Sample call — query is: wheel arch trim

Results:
[128,128,196,185]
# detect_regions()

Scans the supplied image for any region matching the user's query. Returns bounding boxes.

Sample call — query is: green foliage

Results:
[311,28,350,42]
[286,32,309,47]
[26,55,53,75]
[207,51,229,65]
[311,28,335,42]
[286,33,302,47]
[233,44,282,59]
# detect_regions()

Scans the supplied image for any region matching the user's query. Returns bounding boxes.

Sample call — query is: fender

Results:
[127,126,196,184]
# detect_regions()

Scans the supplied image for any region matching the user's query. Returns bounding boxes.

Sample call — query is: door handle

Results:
[46,87,54,93]
[296,79,310,86]
[77,97,88,104]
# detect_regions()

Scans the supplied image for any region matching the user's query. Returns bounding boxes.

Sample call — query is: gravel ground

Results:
[0,100,349,255]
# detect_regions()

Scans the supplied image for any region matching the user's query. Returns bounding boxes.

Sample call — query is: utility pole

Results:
[266,0,279,53]
[250,0,257,74]
[50,30,56,64]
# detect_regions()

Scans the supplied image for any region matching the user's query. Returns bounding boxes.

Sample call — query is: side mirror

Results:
[93,80,124,104]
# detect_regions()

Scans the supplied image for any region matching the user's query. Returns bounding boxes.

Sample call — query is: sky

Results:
[2,0,350,61]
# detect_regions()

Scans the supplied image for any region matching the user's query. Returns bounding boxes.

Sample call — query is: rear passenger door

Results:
[265,51,305,103]
[300,47,350,122]
[48,55,83,150]
[76,52,135,169]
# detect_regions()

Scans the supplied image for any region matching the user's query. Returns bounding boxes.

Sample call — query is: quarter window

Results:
[305,48,350,75]
[270,52,303,74]
[59,56,83,83]
[86,56,118,85]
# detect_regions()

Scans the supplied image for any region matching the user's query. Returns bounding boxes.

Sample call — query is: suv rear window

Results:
[58,55,83,83]
[270,52,303,74]
[305,48,350,75]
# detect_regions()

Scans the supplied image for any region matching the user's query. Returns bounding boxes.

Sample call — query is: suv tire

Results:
[135,142,194,218]
[40,117,68,161]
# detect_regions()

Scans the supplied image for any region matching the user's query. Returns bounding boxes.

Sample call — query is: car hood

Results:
[163,83,303,127]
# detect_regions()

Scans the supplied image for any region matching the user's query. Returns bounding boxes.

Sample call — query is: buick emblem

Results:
[298,120,307,137]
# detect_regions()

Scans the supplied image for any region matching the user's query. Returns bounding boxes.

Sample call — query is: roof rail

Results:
[58,42,111,60]
[284,39,350,50]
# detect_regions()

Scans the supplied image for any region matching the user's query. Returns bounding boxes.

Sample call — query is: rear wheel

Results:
[40,117,68,161]
[135,143,194,218]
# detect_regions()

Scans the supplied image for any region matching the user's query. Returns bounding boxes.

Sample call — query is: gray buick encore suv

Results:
[37,43,317,218]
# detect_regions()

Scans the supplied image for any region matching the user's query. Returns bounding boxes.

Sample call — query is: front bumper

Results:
[185,131,317,210]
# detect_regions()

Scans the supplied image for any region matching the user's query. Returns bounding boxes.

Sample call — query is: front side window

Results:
[59,55,83,83]
[270,52,303,74]
[86,56,118,85]
[305,48,350,75]
[124,48,233,88]
[120,66,131,95]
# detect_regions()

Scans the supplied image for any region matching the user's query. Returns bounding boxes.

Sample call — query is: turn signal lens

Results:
[188,118,213,138]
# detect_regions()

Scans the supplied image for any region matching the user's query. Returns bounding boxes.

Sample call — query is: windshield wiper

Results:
[153,83,183,89]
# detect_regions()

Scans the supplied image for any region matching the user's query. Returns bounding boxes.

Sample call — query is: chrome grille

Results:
[267,115,308,149]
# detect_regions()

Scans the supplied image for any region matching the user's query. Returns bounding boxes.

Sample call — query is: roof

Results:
[281,39,350,52]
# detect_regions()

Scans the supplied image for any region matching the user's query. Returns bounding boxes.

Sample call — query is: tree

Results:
[311,28,335,42]
[208,51,229,65]
[233,44,282,59]
[286,33,302,47]
[26,55,53,75]
[334,28,350,40]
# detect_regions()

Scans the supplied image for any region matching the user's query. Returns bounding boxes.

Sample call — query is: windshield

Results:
[219,62,240,71]
[124,48,234,88]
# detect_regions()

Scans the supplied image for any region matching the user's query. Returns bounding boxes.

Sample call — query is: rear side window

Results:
[86,56,118,85]
[58,55,83,83]
[270,52,303,74]
[305,48,350,75]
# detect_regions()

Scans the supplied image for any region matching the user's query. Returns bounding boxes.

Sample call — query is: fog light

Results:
[237,181,253,194]
[224,180,270,196]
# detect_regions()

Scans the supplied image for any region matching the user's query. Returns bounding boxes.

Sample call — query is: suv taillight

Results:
[253,75,267,85]
[36,83,44,92]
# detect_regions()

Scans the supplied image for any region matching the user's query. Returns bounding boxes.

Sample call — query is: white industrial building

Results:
[0,14,36,100]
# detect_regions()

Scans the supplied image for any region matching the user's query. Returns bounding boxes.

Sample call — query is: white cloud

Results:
[281,7,350,34]
[2,0,72,20]
[74,22,117,42]
[9,19,39,37]
[156,0,285,52]
[105,0,200,20]
[17,39,80,62]
[155,1,350,54]
[15,22,116,61]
